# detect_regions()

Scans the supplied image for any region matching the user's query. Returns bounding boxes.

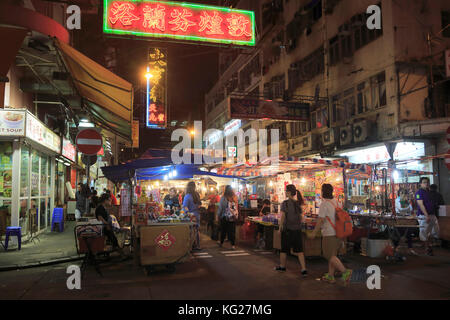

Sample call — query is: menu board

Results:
[0,110,26,136]
[26,113,61,153]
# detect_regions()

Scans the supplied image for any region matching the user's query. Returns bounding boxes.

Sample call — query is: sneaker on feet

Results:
[408,249,418,256]
[321,273,336,284]
[341,269,353,284]
[426,248,434,256]
[301,270,308,278]
[274,266,286,272]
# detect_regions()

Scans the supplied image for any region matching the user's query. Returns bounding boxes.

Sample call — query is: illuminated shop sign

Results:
[62,138,76,162]
[339,142,426,164]
[103,0,256,47]
[224,119,242,137]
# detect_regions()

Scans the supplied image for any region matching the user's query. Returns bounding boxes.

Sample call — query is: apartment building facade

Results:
[205,0,450,202]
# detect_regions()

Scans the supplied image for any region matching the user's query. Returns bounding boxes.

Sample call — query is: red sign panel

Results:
[62,138,76,162]
[76,129,103,155]
[155,229,176,251]
[70,168,77,189]
[147,103,165,128]
[446,150,450,172]
[103,0,256,47]
[447,126,450,145]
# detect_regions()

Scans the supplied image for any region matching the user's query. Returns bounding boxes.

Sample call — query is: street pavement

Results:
[1,233,450,300]
[0,221,81,271]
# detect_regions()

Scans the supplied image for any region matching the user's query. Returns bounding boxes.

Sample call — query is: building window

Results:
[343,88,356,118]
[290,122,301,137]
[329,36,340,65]
[339,24,353,58]
[357,81,371,114]
[371,72,386,109]
[311,112,316,129]
[332,94,345,123]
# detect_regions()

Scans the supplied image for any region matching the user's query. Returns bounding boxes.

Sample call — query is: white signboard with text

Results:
[0,109,26,136]
[26,112,61,153]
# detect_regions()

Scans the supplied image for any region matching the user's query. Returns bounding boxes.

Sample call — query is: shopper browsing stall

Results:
[415,177,440,256]
[275,185,307,277]
[164,187,181,213]
[255,199,271,249]
[95,193,125,258]
[183,182,202,250]
[309,184,352,284]
[75,183,90,220]
[218,186,238,250]
[394,189,417,256]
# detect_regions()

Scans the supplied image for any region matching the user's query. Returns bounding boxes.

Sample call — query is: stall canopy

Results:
[214,157,371,177]
[54,38,133,140]
[100,149,231,183]
[136,164,245,181]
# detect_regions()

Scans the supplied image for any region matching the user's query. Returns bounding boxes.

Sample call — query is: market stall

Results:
[214,157,369,256]
[101,156,243,271]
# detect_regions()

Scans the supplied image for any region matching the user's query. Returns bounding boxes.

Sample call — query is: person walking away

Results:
[207,190,220,236]
[275,185,308,277]
[90,190,99,211]
[183,182,202,250]
[217,186,238,250]
[310,184,352,284]
[394,189,417,256]
[75,183,88,221]
[416,178,440,255]
[95,193,125,259]
[255,199,271,249]
[429,184,444,218]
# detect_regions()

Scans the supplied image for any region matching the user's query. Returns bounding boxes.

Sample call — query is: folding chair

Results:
[75,224,106,277]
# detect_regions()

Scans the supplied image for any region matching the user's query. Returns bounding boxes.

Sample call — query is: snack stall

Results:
[215,157,369,256]
[100,160,241,271]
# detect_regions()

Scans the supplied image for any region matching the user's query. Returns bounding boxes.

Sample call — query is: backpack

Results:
[325,200,353,239]
[224,200,238,222]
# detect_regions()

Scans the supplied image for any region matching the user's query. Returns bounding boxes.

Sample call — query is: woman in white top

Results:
[310,184,352,284]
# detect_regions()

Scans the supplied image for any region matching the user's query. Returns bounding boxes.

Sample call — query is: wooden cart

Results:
[134,222,195,273]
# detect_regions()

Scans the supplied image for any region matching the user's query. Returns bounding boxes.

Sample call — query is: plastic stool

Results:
[51,208,64,232]
[5,227,21,251]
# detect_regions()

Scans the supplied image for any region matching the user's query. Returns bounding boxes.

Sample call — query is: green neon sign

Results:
[103,0,256,46]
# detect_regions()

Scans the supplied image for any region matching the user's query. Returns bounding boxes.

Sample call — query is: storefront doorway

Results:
[18,147,52,234]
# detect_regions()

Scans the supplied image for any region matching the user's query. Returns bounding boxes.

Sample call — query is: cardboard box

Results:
[273,229,281,250]
[439,217,450,241]
[139,224,193,266]
[439,205,450,217]
[366,239,391,258]
[272,229,322,256]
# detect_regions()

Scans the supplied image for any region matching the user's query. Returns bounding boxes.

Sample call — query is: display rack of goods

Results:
[262,214,279,225]
[134,203,148,226]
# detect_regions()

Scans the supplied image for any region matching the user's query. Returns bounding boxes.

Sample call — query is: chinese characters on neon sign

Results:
[146,48,167,129]
[147,103,165,128]
[103,0,255,46]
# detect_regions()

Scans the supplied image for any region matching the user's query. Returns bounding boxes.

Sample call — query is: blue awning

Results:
[100,148,236,183]
[136,164,245,181]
